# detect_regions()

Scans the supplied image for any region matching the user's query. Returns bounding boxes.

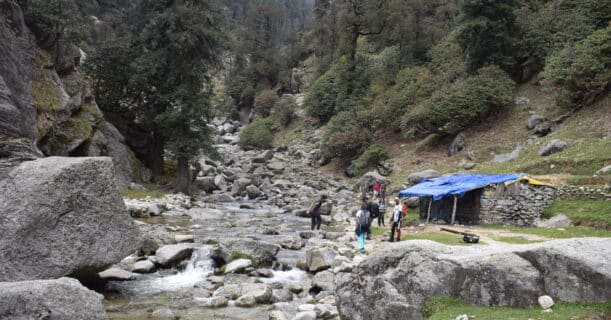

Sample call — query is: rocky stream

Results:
[102,119,361,320]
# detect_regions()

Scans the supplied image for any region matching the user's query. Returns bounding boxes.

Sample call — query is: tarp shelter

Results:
[398,173,545,224]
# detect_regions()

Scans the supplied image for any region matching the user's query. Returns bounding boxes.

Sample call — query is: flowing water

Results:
[102,200,326,319]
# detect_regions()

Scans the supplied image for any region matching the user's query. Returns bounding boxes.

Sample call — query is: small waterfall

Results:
[109,246,214,296]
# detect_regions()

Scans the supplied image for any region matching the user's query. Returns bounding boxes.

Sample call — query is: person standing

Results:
[355,208,370,253]
[379,182,387,202]
[390,198,403,242]
[378,199,386,227]
[308,195,327,230]
[373,180,381,199]
[367,200,379,239]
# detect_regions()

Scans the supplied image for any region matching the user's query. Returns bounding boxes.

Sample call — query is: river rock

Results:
[155,244,195,267]
[98,267,136,281]
[213,284,241,300]
[269,310,289,320]
[214,239,280,266]
[539,139,567,156]
[292,311,317,320]
[0,277,106,320]
[253,150,274,163]
[267,161,285,174]
[224,259,253,274]
[0,157,141,282]
[406,169,440,185]
[151,308,175,319]
[280,236,306,250]
[335,238,611,320]
[240,283,273,304]
[235,295,257,307]
[246,185,262,199]
[132,260,156,273]
[312,270,335,291]
[196,296,228,308]
[273,288,294,302]
[306,247,338,272]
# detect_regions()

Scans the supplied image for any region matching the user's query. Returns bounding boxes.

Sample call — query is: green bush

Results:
[401,65,515,137]
[353,144,390,172]
[272,95,297,127]
[239,118,275,150]
[323,112,372,163]
[304,66,339,123]
[383,66,436,130]
[542,26,610,109]
[253,90,278,117]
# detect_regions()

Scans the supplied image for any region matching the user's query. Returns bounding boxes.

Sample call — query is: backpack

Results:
[369,203,379,218]
[357,210,369,227]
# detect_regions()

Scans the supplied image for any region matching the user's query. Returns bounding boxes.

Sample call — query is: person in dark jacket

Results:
[308,195,327,230]
[367,200,380,239]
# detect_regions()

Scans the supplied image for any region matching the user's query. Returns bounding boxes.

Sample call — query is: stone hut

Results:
[398,173,556,226]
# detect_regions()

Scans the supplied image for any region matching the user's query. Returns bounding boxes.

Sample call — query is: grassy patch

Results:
[544,200,611,229]
[423,296,610,320]
[490,236,544,244]
[273,119,305,147]
[400,231,486,246]
[229,251,252,261]
[509,226,611,239]
[120,183,169,199]
[371,226,386,237]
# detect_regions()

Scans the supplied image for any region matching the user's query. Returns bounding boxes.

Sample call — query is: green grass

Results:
[423,296,610,320]
[508,226,611,239]
[544,200,611,229]
[400,231,486,246]
[490,236,544,244]
[120,183,169,199]
[229,251,252,261]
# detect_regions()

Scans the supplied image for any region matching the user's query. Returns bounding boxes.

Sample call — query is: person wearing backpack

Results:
[390,198,403,242]
[308,195,327,231]
[355,208,370,253]
[378,200,387,227]
[367,200,380,239]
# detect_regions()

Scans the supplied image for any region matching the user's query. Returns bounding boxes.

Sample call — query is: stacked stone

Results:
[480,185,556,226]
[556,185,610,201]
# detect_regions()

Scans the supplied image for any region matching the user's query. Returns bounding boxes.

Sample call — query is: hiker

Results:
[373,180,381,198]
[402,199,408,218]
[390,198,403,242]
[379,182,387,202]
[308,195,327,231]
[378,199,386,227]
[367,199,380,239]
[355,208,370,253]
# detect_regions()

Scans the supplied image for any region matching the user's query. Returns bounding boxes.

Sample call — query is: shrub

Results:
[383,66,436,130]
[353,144,390,173]
[304,66,338,123]
[239,117,275,150]
[253,90,278,117]
[272,95,297,127]
[541,26,610,109]
[323,112,372,163]
[401,65,515,137]
[239,85,255,108]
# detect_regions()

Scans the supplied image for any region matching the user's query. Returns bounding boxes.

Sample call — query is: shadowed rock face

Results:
[335,238,611,320]
[0,0,42,179]
[0,277,107,320]
[0,156,142,282]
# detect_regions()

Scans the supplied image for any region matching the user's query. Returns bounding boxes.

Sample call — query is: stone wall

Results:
[556,185,610,201]
[480,185,556,226]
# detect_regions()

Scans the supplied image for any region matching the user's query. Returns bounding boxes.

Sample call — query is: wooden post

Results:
[426,197,433,224]
[450,195,458,225]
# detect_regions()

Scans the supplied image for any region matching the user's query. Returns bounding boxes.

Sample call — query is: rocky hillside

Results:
[0,0,146,187]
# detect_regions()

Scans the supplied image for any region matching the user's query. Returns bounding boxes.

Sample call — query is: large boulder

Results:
[447,132,465,157]
[335,238,611,320]
[0,277,106,320]
[0,1,41,179]
[155,244,195,267]
[213,239,280,266]
[0,157,141,282]
[354,171,388,192]
[406,169,440,185]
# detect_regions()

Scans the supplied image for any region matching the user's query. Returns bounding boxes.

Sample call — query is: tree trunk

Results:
[148,129,164,178]
[174,156,190,194]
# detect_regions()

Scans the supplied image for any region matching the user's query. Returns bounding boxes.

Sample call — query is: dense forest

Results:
[18,0,610,191]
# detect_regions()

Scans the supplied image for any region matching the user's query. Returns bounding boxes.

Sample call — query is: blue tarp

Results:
[398,173,525,201]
